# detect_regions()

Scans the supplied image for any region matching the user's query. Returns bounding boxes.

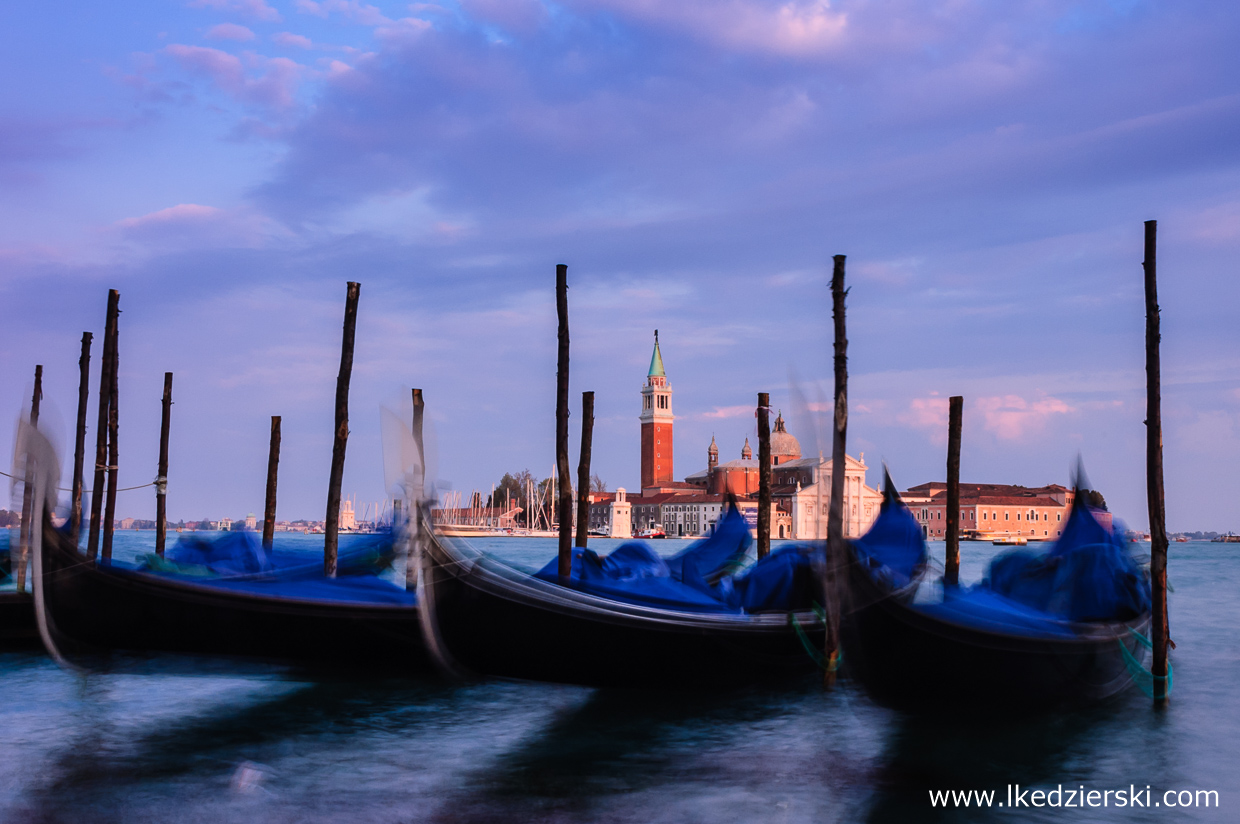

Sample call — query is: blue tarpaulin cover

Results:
[141,532,395,579]
[118,532,413,606]
[852,493,1149,636]
[534,506,820,613]
[982,503,1150,622]
[851,500,928,589]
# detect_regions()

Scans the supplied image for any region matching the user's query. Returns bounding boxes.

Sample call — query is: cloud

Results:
[295,0,391,25]
[374,17,434,45]
[273,31,314,49]
[576,0,847,57]
[164,44,305,110]
[698,405,755,420]
[111,203,294,251]
[189,0,282,22]
[900,396,950,433]
[115,203,224,229]
[974,395,1074,440]
[205,23,256,41]
[458,0,547,35]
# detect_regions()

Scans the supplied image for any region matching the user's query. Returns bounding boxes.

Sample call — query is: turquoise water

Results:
[0,533,1236,822]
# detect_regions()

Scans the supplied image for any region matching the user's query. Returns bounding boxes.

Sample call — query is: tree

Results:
[590,474,606,492]
[1084,490,1108,511]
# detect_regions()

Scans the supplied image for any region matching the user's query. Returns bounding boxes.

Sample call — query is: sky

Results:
[1,0,1238,532]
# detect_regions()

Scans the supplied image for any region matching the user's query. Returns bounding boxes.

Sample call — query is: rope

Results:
[789,601,841,672]
[1117,627,1172,699]
[0,469,155,494]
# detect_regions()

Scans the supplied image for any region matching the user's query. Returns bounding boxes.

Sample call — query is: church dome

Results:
[769,412,801,460]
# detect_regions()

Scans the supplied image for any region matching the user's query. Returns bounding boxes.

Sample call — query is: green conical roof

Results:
[648,331,666,377]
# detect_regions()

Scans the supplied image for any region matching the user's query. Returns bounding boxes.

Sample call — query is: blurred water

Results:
[0,534,1236,822]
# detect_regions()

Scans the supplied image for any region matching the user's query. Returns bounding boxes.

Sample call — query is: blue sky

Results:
[2,0,1237,531]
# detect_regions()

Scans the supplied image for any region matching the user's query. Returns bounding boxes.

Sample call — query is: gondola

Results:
[0,592,38,647]
[418,506,827,689]
[1,536,39,648]
[20,425,429,673]
[840,479,1152,712]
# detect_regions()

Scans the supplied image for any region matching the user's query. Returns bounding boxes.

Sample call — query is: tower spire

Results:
[648,329,666,378]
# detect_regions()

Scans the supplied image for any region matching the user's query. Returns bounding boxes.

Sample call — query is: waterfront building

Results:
[900,482,1112,540]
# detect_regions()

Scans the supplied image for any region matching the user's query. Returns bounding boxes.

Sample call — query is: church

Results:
[588,333,884,541]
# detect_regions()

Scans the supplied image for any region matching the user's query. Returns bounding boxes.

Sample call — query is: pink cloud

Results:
[273,31,314,49]
[205,23,256,41]
[573,0,847,57]
[296,0,390,25]
[375,17,434,45]
[189,0,281,22]
[164,44,305,110]
[698,405,754,420]
[115,203,223,229]
[974,394,1073,440]
[900,396,950,431]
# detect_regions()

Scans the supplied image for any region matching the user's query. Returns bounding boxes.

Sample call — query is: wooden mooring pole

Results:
[70,332,92,546]
[944,395,963,586]
[555,264,574,578]
[825,254,848,688]
[155,372,173,556]
[16,365,43,590]
[407,388,425,589]
[757,392,772,559]
[101,294,121,562]
[263,415,281,550]
[324,281,360,578]
[88,290,119,560]
[1143,219,1170,705]
[575,390,594,549]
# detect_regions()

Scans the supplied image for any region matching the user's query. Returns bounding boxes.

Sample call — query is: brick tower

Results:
[640,330,674,491]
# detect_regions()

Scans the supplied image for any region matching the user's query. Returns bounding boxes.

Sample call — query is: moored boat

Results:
[418,506,825,689]
[19,424,429,673]
[841,479,1153,712]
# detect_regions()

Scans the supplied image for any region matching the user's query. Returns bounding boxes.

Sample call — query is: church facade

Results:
[589,333,884,540]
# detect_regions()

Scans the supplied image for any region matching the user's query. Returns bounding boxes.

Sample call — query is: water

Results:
[1,533,1236,822]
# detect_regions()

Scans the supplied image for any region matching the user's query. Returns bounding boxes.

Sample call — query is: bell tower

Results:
[640,330,674,491]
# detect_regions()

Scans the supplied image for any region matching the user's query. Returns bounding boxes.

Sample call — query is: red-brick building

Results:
[639,331,674,492]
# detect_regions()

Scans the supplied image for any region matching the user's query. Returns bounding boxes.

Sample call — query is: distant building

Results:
[340,499,356,530]
[900,482,1111,540]
[245,513,257,531]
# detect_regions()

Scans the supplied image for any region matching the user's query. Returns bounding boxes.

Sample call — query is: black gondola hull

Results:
[0,592,38,648]
[420,533,825,689]
[841,547,1148,712]
[39,520,429,673]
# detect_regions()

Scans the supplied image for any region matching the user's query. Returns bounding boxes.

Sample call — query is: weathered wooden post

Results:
[407,387,425,589]
[825,254,848,687]
[757,392,772,559]
[262,415,281,550]
[16,365,43,590]
[88,290,119,560]
[575,390,595,548]
[1143,219,1171,705]
[101,295,121,561]
[70,332,92,546]
[555,264,574,578]
[155,372,173,556]
[324,281,360,578]
[944,395,963,586]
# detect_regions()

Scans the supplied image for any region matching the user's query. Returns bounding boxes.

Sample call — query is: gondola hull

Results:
[0,592,38,647]
[841,546,1149,712]
[420,532,825,689]
[38,519,429,673]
